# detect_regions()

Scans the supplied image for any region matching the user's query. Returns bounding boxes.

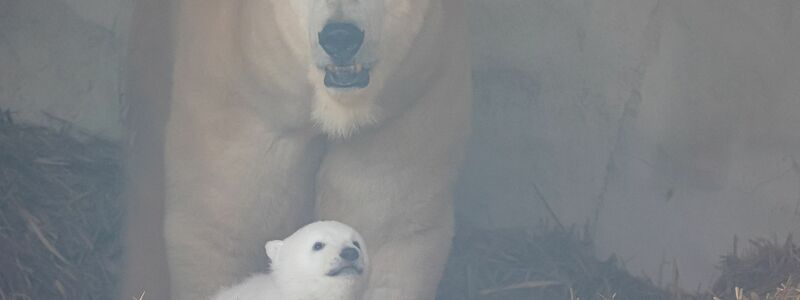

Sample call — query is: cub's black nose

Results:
[339,247,359,262]
[318,23,364,64]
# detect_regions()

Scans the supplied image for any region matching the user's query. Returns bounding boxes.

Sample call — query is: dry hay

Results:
[436,223,694,300]
[436,224,800,300]
[0,110,798,300]
[711,236,800,300]
[715,282,800,300]
[0,112,122,300]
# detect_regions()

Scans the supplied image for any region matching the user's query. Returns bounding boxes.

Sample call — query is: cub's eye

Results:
[353,241,361,250]
[312,242,325,251]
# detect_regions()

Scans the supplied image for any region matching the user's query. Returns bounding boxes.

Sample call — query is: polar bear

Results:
[121,0,470,299]
[211,221,369,300]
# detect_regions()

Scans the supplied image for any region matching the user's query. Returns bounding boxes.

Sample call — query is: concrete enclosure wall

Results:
[0,0,129,137]
[2,0,799,290]
[463,0,800,288]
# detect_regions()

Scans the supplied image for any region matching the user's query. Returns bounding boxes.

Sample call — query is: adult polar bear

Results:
[120,0,471,299]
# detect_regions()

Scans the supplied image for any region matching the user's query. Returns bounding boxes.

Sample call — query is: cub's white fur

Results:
[211,221,369,300]
[314,1,472,299]
[122,0,470,299]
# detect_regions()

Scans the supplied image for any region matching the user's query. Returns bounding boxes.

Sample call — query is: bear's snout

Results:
[339,247,359,262]
[318,23,364,65]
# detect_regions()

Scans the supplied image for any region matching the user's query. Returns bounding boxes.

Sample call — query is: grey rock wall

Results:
[461,0,800,288]
[0,0,127,137]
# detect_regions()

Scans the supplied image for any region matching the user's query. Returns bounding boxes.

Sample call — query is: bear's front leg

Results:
[316,141,462,300]
[163,108,323,300]
[362,219,454,300]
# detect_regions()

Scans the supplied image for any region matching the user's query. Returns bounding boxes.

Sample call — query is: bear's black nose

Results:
[318,23,364,64]
[339,247,359,262]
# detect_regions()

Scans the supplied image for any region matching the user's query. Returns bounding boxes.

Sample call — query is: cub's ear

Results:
[265,240,284,261]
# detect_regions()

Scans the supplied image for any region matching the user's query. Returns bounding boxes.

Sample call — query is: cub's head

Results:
[244,0,443,137]
[266,221,369,297]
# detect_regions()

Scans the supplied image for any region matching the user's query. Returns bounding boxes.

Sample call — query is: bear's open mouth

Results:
[326,264,363,277]
[324,64,370,89]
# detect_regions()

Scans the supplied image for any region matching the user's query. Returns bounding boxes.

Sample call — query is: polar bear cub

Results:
[211,221,369,300]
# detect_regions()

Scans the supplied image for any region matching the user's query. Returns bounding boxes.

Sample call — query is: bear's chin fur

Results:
[309,69,384,138]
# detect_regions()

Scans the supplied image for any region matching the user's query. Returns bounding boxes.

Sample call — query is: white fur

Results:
[211,221,369,300]
[302,0,434,138]
[313,1,472,299]
[311,88,383,138]
[123,0,470,299]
